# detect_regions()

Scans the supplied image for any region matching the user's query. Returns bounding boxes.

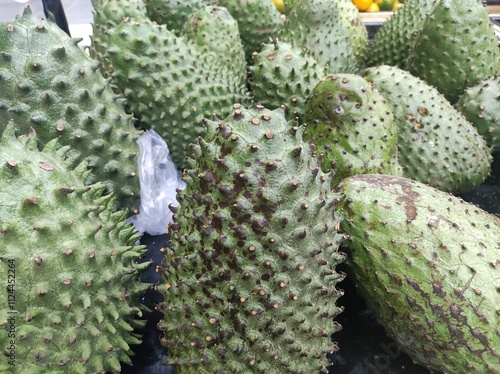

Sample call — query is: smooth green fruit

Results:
[158,104,347,373]
[337,173,500,373]
[0,123,149,373]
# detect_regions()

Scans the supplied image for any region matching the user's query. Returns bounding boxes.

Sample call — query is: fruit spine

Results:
[0,123,149,373]
[337,174,500,373]
[0,7,142,211]
[158,105,347,373]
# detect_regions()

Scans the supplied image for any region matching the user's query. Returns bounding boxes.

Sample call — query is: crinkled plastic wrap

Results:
[128,130,186,236]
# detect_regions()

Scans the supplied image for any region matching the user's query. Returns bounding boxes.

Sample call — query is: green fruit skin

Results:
[249,40,329,120]
[0,124,149,374]
[279,0,357,74]
[363,65,492,194]
[337,173,500,373]
[106,16,250,169]
[158,105,347,373]
[455,76,500,155]
[303,74,403,184]
[0,7,142,211]
[366,0,438,69]
[406,0,500,104]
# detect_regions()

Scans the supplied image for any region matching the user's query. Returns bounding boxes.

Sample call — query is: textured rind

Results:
[366,0,438,69]
[279,0,357,74]
[106,16,250,169]
[90,0,148,78]
[181,5,247,81]
[406,0,500,104]
[217,0,285,61]
[337,174,500,373]
[249,40,329,120]
[363,65,492,193]
[0,124,149,374]
[302,74,402,185]
[158,105,347,373]
[455,75,500,154]
[145,0,217,34]
[0,7,142,212]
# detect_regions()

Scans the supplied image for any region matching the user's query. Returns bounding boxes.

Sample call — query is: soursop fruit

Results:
[366,0,438,69]
[302,74,402,184]
[337,173,500,373]
[90,0,148,78]
[0,123,149,373]
[363,65,492,193]
[406,0,500,104]
[104,14,250,169]
[279,0,357,74]
[0,7,142,211]
[157,104,347,373]
[181,5,247,81]
[249,40,329,120]
[455,76,500,155]
[217,0,284,61]
[145,0,216,34]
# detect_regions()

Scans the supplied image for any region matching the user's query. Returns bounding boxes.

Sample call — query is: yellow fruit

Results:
[272,0,285,13]
[376,0,395,11]
[366,2,380,11]
[392,0,403,11]
[352,0,374,12]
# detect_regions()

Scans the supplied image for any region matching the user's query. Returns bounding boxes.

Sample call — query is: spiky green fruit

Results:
[106,16,250,169]
[302,74,402,184]
[363,65,492,193]
[279,0,357,74]
[337,173,500,373]
[181,5,247,80]
[455,76,500,155]
[249,40,329,120]
[158,104,347,373]
[0,123,149,374]
[0,7,141,211]
[406,0,500,104]
[145,0,216,34]
[366,0,438,69]
[217,0,284,61]
[90,0,148,78]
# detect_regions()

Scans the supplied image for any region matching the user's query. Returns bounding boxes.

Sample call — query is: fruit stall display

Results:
[0,0,499,373]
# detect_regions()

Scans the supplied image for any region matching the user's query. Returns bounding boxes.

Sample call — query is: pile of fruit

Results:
[352,0,403,12]
[0,0,499,373]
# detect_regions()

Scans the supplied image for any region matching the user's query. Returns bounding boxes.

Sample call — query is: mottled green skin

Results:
[302,74,402,185]
[455,76,500,155]
[279,0,357,75]
[364,65,492,194]
[406,0,500,104]
[145,0,216,34]
[249,40,329,120]
[90,0,148,78]
[337,174,500,373]
[0,125,149,374]
[181,5,247,81]
[217,0,284,61]
[158,105,346,373]
[366,0,438,69]
[106,17,250,169]
[0,8,142,211]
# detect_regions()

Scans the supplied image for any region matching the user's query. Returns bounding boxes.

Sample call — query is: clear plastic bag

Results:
[127,130,186,236]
